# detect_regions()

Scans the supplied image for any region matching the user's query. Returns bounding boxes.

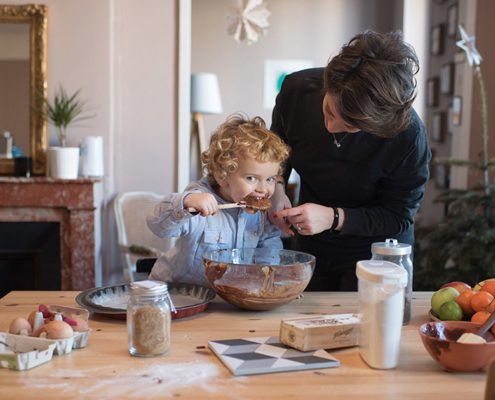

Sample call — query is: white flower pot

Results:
[47,147,80,179]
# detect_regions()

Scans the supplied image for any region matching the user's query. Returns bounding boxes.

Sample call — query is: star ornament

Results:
[456,25,483,66]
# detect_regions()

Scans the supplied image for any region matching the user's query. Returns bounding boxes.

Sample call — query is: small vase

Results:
[47,146,80,179]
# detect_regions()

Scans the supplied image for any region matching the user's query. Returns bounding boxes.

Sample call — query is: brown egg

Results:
[43,320,74,339]
[69,316,89,332]
[9,317,32,335]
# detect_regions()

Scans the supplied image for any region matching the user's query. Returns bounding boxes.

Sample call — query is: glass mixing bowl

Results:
[202,248,316,311]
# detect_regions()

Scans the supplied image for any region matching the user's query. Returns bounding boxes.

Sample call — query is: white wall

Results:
[192,0,399,140]
[3,0,177,284]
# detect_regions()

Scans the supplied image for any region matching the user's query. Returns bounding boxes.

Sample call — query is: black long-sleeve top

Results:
[271,68,431,257]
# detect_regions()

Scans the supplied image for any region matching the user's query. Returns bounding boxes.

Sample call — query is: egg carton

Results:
[46,304,91,353]
[0,332,56,371]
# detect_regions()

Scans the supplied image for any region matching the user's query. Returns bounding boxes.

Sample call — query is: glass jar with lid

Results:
[371,238,413,325]
[127,280,175,357]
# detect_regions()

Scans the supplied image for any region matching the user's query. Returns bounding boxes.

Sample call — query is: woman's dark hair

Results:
[324,30,419,137]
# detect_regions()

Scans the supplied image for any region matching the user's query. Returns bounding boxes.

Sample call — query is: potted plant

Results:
[38,86,93,179]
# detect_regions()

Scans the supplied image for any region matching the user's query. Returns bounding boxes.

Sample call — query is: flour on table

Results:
[25,362,220,398]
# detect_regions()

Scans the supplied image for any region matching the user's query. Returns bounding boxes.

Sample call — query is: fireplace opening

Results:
[0,222,60,298]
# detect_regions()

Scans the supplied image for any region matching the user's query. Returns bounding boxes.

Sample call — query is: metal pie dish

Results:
[76,282,216,319]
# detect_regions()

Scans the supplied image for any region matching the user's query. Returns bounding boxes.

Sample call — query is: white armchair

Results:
[114,191,175,282]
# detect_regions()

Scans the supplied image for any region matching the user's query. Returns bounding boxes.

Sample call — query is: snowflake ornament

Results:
[227,0,270,45]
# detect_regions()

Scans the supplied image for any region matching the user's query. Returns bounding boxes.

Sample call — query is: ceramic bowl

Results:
[202,248,315,311]
[419,321,495,372]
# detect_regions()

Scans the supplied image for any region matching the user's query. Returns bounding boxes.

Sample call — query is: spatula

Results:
[187,196,272,214]
[186,203,246,213]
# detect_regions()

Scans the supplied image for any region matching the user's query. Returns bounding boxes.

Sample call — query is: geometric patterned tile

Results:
[208,336,340,376]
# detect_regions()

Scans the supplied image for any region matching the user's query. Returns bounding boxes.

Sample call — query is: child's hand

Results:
[184,193,219,216]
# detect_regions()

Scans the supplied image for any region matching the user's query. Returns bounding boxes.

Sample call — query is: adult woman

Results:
[271,30,431,290]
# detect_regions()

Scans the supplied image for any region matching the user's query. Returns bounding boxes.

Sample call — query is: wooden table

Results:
[0,291,488,399]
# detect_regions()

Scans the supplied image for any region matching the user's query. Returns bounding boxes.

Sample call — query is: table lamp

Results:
[190,73,223,165]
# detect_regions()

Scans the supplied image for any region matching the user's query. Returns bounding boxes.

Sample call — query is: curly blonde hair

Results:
[201,113,290,187]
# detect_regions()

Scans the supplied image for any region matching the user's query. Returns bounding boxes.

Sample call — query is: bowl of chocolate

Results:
[202,248,315,311]
[419,321,495,372]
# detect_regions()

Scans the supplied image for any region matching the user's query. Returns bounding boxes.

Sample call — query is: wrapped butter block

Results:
[280,313,360,351]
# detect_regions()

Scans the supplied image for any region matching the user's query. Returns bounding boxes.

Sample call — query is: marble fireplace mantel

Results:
[0,177,102,290]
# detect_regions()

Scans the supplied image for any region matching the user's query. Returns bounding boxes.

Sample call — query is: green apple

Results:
[431,287,460,315]
[438,300,463,321]
[473,278,495,291]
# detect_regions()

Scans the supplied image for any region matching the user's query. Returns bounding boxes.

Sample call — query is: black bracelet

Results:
[330,207,339,231]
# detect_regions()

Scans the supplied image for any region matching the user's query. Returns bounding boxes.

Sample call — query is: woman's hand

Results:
[274,203,339,235]
[183,193,218,216]
[269,184,294,236]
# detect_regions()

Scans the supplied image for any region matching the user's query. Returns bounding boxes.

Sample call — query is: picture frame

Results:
[263,59,314,109]
[447,3,458,38]
[430,24,444,55]
[452,95,462,126]
[435,164,450,190]
[429,149,436,181]
[440,63,454,95]
[431,111,445,142]
[447,105,454,135]
[426,77,439,107]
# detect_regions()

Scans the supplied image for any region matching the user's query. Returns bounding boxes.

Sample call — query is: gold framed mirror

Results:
[0,4,47,176]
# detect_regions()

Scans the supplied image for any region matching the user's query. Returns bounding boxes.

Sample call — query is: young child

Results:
[147,113,290,287]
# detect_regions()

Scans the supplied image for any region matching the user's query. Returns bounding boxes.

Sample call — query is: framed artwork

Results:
[447,105,454,135]
[430,24,444,55]
[431,111,445,142]
[452,95,462,126]
[264,59,314,109]
[447,4,458,38]
[435,164,450,190]
[440,63,454,95]
[426,77,439,107]
[429,149,436,181]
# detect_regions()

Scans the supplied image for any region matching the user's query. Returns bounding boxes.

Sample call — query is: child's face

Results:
[216,157,280,203]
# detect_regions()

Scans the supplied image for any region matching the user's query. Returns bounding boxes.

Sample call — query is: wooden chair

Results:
[114,191,175,282]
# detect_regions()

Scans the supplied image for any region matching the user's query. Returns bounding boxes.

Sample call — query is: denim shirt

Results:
[147,178,283,287]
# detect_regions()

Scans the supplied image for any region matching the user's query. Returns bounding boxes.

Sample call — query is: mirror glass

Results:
[0,4,47,176]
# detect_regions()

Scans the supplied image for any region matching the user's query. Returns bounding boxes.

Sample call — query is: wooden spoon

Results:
[457,309,495,343]
[478,308,495,337]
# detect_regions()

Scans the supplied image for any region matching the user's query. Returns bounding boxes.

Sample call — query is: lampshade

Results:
[191,73,223,114]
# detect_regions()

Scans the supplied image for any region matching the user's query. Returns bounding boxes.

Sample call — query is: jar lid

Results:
[130,280,169,296]
[356,260,407,286]
[371,238,411,255]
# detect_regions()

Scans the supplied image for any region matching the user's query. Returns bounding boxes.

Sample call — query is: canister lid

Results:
[130,279,169,296]
[371,238,411,256]
[356,260,407,286]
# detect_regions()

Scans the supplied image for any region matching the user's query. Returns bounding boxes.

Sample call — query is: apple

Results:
[440,281,472,294]
[473,278,495,291]
[431,287,461,315]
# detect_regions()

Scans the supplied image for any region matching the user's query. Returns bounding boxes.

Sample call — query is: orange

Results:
[471,310,490,325]
[470,291,494,312]
[480,280,495,297]
[455,289,475,315]
[487,300,495,313]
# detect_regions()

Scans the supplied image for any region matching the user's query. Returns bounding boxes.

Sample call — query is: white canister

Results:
[79,136,104,177]
[356,260,407,369]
